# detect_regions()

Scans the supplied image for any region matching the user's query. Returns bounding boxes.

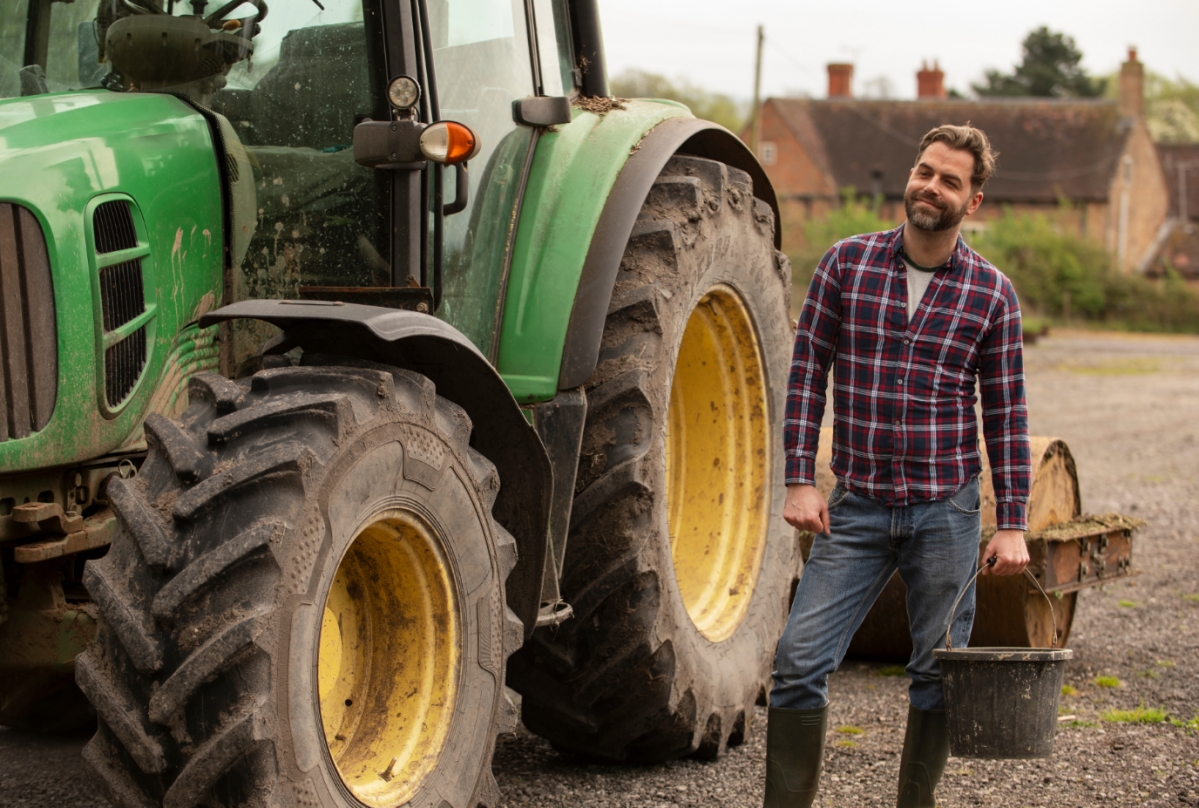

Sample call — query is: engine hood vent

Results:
[87,197,154,412]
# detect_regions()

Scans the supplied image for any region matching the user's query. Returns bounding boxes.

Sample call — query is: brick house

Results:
[751,50,1170,274]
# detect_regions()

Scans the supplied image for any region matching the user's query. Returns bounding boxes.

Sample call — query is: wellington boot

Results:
[763,705,827,808]
[896,704,950,808]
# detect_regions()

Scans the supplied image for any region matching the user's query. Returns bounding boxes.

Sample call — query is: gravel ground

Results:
[495,330,1199,808]
[2,330,1197,807]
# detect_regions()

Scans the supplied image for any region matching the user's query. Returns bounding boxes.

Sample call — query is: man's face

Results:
[904,142,984,232]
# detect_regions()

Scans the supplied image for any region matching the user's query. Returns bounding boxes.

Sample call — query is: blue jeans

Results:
[771,478,981,712]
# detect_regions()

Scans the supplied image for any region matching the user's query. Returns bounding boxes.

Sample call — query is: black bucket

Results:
[932,560,1073,759]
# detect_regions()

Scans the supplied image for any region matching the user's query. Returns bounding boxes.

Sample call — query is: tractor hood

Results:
[0,90,224,475]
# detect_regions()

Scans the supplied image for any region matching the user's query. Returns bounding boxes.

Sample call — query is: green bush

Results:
[970,207,1199,332]
[969,209,1109,318]
[790,189,896,295]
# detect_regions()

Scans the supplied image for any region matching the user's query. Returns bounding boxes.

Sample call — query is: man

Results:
[764,124,1031,808]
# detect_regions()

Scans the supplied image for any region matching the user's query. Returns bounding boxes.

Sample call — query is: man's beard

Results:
[904,190,969,232]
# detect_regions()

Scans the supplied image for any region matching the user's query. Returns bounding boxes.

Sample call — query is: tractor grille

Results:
[93,200,139,254]
[99,260,145,332]
[91,199,148,407]
[104,327,147,406]
[0,203,58,441]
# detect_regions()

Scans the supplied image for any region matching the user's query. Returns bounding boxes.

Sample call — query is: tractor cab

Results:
[3,0,575,357]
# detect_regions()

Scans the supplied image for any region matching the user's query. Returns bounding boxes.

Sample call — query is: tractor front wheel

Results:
[79,365,520,808]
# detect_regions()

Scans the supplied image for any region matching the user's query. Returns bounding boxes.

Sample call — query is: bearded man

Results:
[763,124,1032,808]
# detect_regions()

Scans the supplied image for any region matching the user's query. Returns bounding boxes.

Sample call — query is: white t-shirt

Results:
[902,258,938,323]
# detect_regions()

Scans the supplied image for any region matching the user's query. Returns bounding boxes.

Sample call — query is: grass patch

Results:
[1061,685,1078,696]
[834,739,858,748]
[875,664,906,677]
[1072,360,1162,376]
[1168,716,1199,731]
[1182,594,1199,603]
[1156,659,1176,668]
[1094,676,1122,688]
[1065,720,1098,728]
[1103,704,1167,724]
[1138,669,1162,680]
[1119,599,1138,608]
[836,725,865,735]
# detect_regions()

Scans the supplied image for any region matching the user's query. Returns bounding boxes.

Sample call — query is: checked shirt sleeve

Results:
[978,278,1032,531]
[784,246,842,486]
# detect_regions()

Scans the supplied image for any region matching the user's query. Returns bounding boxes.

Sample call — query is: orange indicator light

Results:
[419,121,480,164]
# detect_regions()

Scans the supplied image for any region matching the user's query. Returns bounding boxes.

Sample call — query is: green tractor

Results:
[0,0,795,805]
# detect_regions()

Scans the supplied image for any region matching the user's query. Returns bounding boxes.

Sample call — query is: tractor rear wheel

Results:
[510,155,795,761]
[79,365,521,808]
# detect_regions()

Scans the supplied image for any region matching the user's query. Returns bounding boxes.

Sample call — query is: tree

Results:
[609,69,747,133]
[973,27,1106,98]
[1145,73,1199,143]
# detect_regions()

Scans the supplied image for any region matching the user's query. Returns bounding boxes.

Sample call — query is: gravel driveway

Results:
[2,330,1197,807]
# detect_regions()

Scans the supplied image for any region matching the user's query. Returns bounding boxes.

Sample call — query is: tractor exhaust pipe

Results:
[569,0,608,98]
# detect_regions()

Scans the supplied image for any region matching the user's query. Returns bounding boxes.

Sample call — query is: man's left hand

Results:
[981,529,1029,576]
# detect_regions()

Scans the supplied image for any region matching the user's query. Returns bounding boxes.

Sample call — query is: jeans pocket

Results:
[828,482,851,511]
[946,478,981,514]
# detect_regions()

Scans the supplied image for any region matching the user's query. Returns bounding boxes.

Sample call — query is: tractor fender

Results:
[199,300,551,637]
[495,104,779,404]
[557,118,780,390]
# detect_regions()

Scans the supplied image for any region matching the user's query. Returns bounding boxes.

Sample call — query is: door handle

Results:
[444,162,469,216]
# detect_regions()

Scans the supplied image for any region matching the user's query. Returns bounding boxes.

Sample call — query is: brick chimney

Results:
[827,63,853,98]
[1119,47,1144,117]
[916,60,946,99]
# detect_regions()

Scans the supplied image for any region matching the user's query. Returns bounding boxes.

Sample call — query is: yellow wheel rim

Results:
[318,510,460,807]
[666,284,771,642]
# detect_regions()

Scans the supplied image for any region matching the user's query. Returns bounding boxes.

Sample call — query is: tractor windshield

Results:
[1,1,107,98]
[1,1,367,106]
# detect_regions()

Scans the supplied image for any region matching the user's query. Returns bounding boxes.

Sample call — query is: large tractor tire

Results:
[510,155,795,761]
[78,365,522,808]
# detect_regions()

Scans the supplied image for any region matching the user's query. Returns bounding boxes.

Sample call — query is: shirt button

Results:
[893,420,900,427]
[898,378,904,385]
[904,338,911,345]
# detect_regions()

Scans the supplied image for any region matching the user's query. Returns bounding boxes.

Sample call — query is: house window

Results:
[760,141,777,166]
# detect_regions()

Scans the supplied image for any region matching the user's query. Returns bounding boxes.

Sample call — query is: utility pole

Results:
[751,24,764,156]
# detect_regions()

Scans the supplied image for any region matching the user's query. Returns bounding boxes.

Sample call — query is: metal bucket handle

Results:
[944,556,1059,650]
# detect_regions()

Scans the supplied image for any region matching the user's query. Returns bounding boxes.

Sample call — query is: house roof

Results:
[768,98,1135,203]
[1157,143,1199,221]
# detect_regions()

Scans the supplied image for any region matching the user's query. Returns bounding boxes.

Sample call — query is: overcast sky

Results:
[599,0,1199,102]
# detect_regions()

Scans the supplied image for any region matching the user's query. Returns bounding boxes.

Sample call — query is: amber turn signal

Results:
[419,121,480,165]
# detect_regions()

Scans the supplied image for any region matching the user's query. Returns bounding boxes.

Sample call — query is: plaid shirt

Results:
[784,226,1031,531]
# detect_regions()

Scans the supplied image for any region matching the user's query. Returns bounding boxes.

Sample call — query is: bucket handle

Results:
[944,557,1059,650]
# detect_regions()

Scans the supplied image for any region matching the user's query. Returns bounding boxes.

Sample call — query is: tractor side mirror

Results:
[353,120,427,169]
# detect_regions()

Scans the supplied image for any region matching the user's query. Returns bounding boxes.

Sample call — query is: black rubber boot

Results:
[763,706,827,808]
[896,704,951,808]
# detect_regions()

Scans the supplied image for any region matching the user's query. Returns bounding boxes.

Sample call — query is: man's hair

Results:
[915,124,998,190]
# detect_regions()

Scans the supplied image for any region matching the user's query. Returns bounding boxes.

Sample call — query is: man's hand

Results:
[981,529,1029,576]
[784,484,829,535]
